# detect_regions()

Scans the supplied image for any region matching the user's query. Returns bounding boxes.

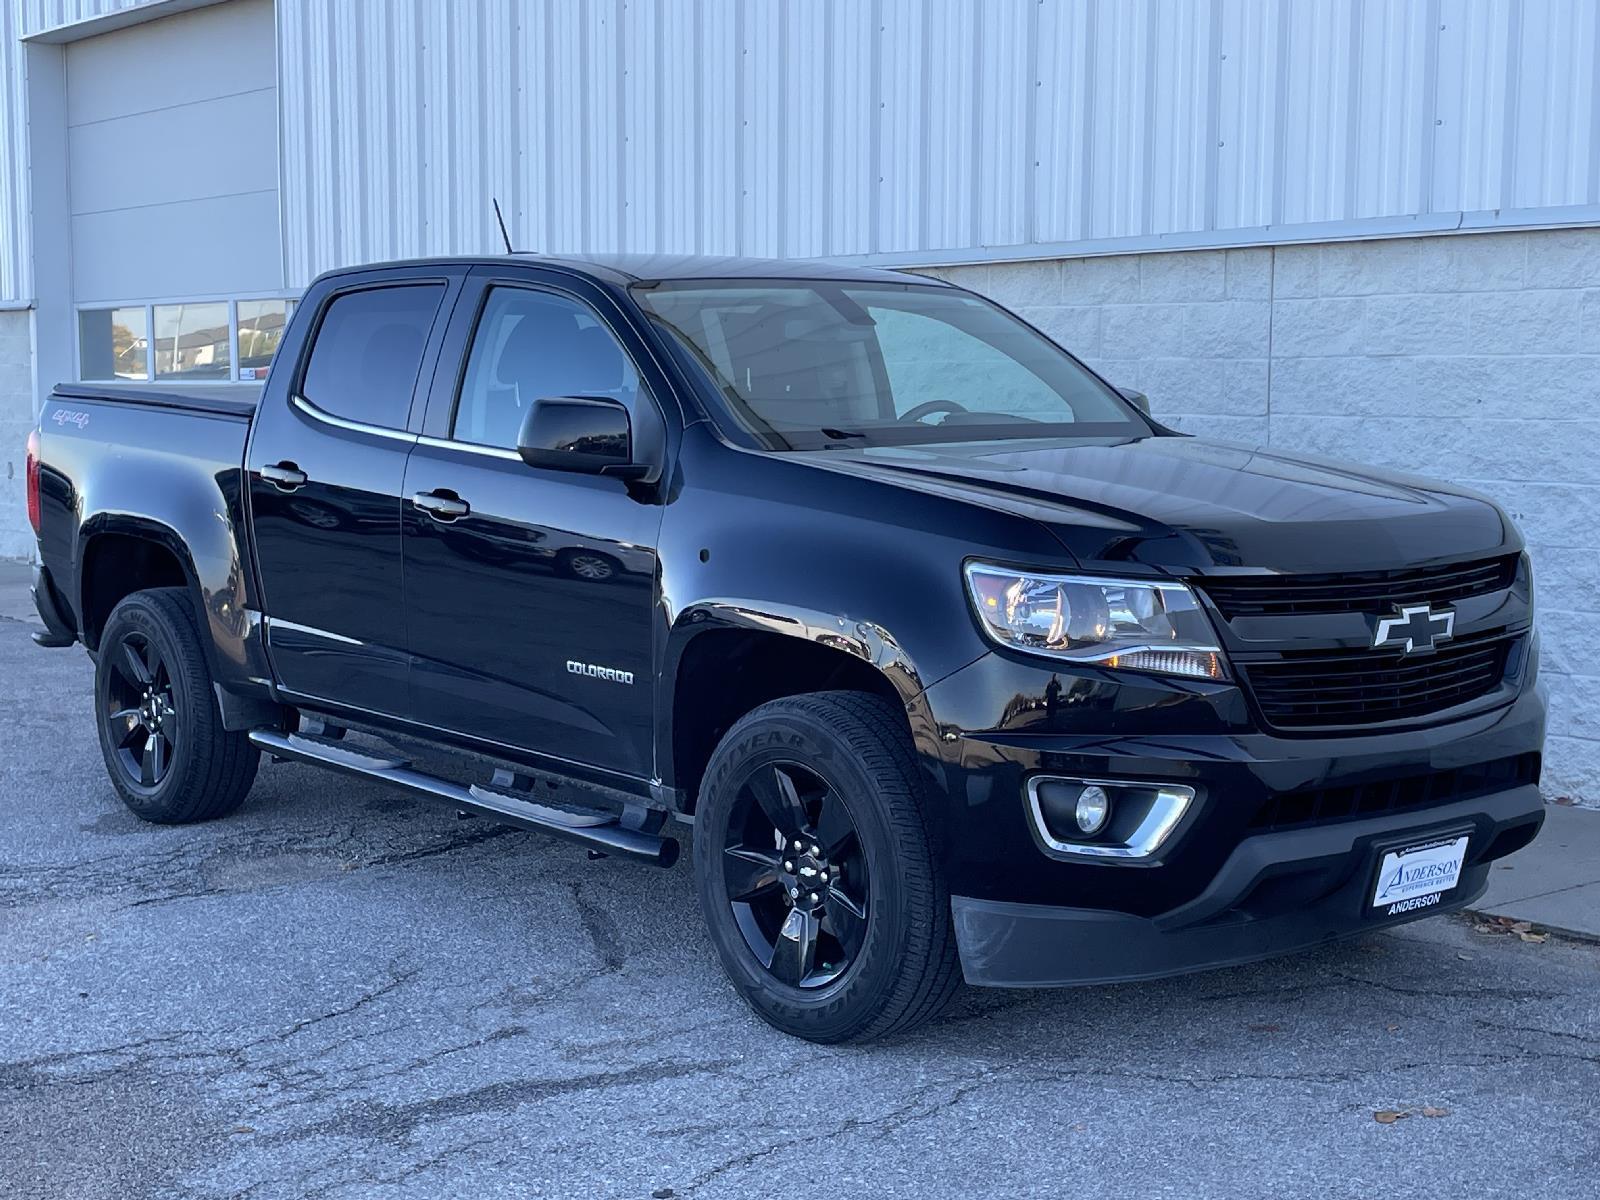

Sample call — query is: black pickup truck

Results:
[26,254,1546,1042]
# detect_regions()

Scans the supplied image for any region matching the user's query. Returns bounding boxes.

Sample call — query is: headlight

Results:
[964,562,1226,680]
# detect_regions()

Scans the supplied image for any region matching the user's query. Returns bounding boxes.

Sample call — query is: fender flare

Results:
[76,515,205,632]
[655,597,940,797]
[663,597,927,697]
[74,513,246,689]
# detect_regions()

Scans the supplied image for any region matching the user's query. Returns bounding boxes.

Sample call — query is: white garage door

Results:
[67,0,281,305]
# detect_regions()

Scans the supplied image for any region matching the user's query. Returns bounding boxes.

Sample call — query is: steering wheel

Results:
[900,398,969,424]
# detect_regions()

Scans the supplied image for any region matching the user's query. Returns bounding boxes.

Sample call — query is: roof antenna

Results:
[492,197,514,255]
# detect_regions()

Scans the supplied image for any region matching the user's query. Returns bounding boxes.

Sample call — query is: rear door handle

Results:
[413,490,470,521]
[261,462,308,492]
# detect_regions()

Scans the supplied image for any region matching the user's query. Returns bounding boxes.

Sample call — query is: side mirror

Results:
[516,396,648,479]
[1118,386,1151,416]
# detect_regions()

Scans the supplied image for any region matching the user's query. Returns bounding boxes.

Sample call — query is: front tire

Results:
[94,587,259,823]
[693,691,961,1043]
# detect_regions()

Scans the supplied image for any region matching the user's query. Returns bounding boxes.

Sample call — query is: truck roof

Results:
[317,252,949,288]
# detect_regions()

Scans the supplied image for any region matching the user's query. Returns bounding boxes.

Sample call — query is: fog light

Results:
[1025,776,1195,860]
[1074,785,1110,834]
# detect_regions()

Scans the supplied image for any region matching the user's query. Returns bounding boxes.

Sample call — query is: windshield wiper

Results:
[819,427,869,441]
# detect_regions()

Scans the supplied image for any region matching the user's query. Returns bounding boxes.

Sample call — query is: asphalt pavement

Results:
[2,575,1598,1199]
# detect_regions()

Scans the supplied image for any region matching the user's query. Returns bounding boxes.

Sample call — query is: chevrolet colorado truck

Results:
[26,254,1546,1042]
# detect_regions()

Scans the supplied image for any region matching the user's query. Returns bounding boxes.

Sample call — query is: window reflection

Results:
[154,302,231,380]
[454,287,640,449]
[237,299,289,381]
[79,307,149,380]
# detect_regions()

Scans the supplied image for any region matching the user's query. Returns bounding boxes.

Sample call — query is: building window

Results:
[76,295,298,384]
[237,299,290,381]
[154,302,231,380]
[78,307,149,381]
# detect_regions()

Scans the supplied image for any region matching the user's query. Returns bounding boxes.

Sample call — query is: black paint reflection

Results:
[402,441,662,776]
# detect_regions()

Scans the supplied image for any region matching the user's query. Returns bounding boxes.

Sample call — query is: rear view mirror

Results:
[517,396,647,479]
[1118,387,1151,416]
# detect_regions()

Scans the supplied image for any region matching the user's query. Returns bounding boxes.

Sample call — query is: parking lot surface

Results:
[2,616,1597,1199]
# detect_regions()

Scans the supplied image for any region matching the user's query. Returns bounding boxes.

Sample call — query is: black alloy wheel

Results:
[103,630,179,790]
[721,760,870,989]
[694,691,961,1042]
[93,587,259,824]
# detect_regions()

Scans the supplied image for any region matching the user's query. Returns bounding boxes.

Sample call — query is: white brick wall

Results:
[933,227,1600,806]
[0,309,33,561]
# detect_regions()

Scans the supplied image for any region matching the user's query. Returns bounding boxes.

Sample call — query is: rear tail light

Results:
[25,429,41,533]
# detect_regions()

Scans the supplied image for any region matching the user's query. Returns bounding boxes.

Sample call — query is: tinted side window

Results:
[300,285,445,429]
[453,288,640,449]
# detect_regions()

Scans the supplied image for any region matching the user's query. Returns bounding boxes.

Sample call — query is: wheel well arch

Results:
[78,529,195,652]
[667,627,907,811]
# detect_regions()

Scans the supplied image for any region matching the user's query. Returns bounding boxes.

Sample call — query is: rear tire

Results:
[93,587,259,824]
[693,690,961,1043]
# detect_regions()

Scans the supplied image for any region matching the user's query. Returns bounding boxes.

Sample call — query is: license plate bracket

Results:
[1366,830,1471,920]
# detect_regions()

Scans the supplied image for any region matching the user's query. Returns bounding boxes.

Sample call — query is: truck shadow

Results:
[236,760,1511,1062]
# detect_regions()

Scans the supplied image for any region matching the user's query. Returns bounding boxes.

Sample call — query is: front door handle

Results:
[413,490,470,521]
[261,462,308,492]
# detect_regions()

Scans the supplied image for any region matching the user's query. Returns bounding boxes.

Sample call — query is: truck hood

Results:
[798,435,1517,574]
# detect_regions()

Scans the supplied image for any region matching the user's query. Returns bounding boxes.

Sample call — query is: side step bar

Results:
[247,729,679,867]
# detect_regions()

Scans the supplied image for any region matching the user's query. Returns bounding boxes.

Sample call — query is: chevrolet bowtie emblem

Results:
[1372,604,1456,654]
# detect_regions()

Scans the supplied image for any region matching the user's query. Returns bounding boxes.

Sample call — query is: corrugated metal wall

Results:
[277,0,1600,288]
[7,0,1600,303]
[0,0,24,303]
[0,0,156,303]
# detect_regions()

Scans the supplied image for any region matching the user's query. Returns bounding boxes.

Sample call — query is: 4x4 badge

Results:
[1373,604,1456,654]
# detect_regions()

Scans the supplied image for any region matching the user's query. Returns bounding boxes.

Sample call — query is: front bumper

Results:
[915,644,1548,985]
[953,783,1543,987]
[919,648,1547,909]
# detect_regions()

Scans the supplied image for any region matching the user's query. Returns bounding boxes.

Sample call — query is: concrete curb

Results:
[1470,803,1600,940]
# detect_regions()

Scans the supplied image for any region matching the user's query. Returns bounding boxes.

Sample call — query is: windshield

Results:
[634,280,1147,449]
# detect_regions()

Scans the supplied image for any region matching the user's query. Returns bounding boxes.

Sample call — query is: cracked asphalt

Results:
[2,616,1598,1199]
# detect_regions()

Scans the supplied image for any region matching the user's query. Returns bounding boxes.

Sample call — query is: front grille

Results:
[1200,554,1518,618]
[1240,628,1518,729]
[1249,752,1541,831]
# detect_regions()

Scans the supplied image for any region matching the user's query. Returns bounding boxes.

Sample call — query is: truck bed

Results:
[51,382,261,420]
[33,379,264,685]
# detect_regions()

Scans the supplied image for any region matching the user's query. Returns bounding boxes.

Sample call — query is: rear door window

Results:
[300,285,445,429]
